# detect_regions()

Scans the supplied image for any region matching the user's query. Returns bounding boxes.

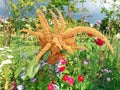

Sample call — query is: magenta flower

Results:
[48,83,54,90]
[67,77,74,85]
[60,58,67,64]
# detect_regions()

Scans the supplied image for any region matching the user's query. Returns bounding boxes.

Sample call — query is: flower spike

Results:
[49,9,59,34]
[56,8,66,33]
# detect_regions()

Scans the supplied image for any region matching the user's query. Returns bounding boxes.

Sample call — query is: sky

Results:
[0,0,118,24]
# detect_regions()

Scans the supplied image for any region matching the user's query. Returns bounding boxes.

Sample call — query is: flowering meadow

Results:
[0,0,120,90]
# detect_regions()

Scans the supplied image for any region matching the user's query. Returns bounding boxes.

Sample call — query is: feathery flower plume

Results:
[21,8,113,64]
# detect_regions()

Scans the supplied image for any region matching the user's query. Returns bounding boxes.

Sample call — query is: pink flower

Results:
[67,77,74,85]
[48,83,54,90]
[83,60,88,65]
[61,58,67,64]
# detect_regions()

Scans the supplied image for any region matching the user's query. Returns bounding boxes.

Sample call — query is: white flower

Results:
[4,46,9,49]
[25,24,31,28]
[0,48,4,50]
[7,55,14,59]
[0,64,3,69]
[54,84,60,90]
[1,59,12,65]
[7,49,12,52]
[116,33,120,39]
[17,85,24,90]
[0,69,2,72]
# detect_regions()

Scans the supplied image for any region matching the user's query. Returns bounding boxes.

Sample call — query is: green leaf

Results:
[91,0,96,2]
[27,59,40,79]
[43,64,49,71]
[63,69,69,74]
[15,66,22,78]
[43,50,50,61]
[61,49,71,56]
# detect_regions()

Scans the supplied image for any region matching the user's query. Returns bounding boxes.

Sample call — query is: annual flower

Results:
[54,84,59,90]
[20,72,26,80]
[67,77,74,85]
[30,78,37,82]
[78,75,84,82]
[83,60,88,65]
[106,77,111,81]
[22,52,27,58]
[61,58,67,64]
[116,33,120,39]
[7,49,12,52]
[48,83,54,90]
[4,46,9,49]
[58,66,66,72]
[1,59,12,65]
[0,48,4,50]
[83,58,89,65]
[105,26,110,30]
[22,67,26,71]
[102,69,112,73]
[17,85,24,90]
[62,75,69,81]
[94,38,105,46]
[7,55,14,59]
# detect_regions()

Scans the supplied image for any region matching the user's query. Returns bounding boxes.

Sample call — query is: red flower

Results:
[67,77,74,85]
[62,75,69,81]
[61,58,67,64]
[59,66,66,72]
[87,33,94,37]
[94,38,105,46]
[48,83,54,90]
[78,75,84,82]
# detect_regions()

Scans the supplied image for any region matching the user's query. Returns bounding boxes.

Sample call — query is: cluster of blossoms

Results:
[62,75,84,85]
[101,68,112,82]
[47,57,84,90]
[55,58,67,77]
[87,33,105,46]
[0,46,13,72]
[48,83,59,90]
[47,58,67,90]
